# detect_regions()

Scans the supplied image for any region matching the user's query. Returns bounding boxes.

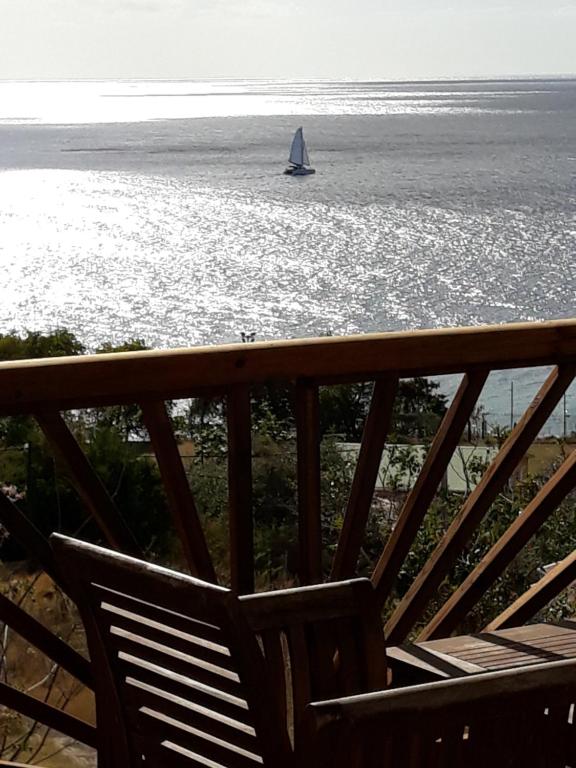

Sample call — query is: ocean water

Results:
[0,79,575,428]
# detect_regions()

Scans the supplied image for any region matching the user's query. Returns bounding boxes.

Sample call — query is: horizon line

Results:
[1,73,576,85]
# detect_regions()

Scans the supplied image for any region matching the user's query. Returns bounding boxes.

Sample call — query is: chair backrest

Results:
[51,534,291,768]
[306,656,576,768]
[240,579,388,750]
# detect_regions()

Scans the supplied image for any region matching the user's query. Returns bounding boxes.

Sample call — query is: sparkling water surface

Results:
[0,79,575,427]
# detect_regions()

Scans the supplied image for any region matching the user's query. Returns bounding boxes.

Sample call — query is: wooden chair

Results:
[51,533,388,767]
[51,534,576,768]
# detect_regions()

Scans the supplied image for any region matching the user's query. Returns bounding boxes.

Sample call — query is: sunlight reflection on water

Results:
[0,79,575,428]
[1,168,574,352]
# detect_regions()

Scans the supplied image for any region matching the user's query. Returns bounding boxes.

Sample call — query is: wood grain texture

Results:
[141,399,215,581]
[422,448,576,639]
[1,320,576,415]
[241,579,377,631]
[51,534,292,768]
[331,378,398,580]
[296,381,322,585]
[227,385,254,594]
[307,656,576,768]
[389,624,576,682]
[371,371,488,605]
[486,548,576,630]
[385,364,575,643]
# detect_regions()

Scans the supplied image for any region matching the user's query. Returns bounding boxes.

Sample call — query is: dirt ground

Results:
[0,568,96,766]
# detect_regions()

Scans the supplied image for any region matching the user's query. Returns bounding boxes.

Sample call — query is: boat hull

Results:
[284,166,316,176]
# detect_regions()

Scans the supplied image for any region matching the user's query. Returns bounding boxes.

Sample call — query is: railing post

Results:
[227,385,254,594]
[296,380,322,585]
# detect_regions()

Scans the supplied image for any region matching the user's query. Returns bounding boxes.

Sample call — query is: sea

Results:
[0,78,575,431]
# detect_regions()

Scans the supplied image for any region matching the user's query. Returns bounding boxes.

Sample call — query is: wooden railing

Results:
[2,319,576,749]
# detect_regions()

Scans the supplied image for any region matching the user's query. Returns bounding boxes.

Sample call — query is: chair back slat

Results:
[259,629,291,751]
[117,653,254,726]
[52,535,290,768]
[102,609,237,673]
[92,582,226,645]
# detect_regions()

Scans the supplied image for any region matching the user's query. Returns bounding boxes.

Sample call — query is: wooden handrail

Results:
[1,320,576,415]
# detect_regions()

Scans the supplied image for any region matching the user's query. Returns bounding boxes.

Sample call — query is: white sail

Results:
[288,127,310,167]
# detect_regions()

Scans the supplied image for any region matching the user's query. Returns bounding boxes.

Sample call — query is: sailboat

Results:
[284,127,316,176]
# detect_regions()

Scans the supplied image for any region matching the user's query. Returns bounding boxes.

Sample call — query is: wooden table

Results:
[388,620,576,684]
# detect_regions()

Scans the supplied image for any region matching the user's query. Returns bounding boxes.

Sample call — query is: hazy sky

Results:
[1,0,574,80]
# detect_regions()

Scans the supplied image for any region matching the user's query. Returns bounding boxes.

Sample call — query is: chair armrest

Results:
[310,655,576,723]
[303,657,576,767]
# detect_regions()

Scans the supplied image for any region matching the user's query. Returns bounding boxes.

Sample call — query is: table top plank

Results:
[388,622,576,682]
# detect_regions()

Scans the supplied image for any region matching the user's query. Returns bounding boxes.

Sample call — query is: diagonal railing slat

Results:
[486,549,576,631]
[371,371,489,606]
[226,385,254,594]
[0,592,92,689]
[385,364,576,643]
[296,381,322,585]
[35,412,141,556]
[0,681,97,748]
[422,448,576,639]
[140,399,216,582]
[331,378,398,580]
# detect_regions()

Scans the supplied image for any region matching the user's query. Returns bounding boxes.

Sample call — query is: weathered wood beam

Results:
[385,364,576,643]
[226,385,254,594]
[371,371,488,605]
[296,381,322,585]
[0,592,92,688]
[486,548,576,631]
[140,399,216,582]
[2,320,576,415]
[331,378,398,580]
[422,448,576,639]
[0,681,98,748]
[35,412,141,556]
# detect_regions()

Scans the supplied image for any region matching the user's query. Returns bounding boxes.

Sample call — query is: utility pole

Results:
[510,381,514,431]
[564,393,569,439]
